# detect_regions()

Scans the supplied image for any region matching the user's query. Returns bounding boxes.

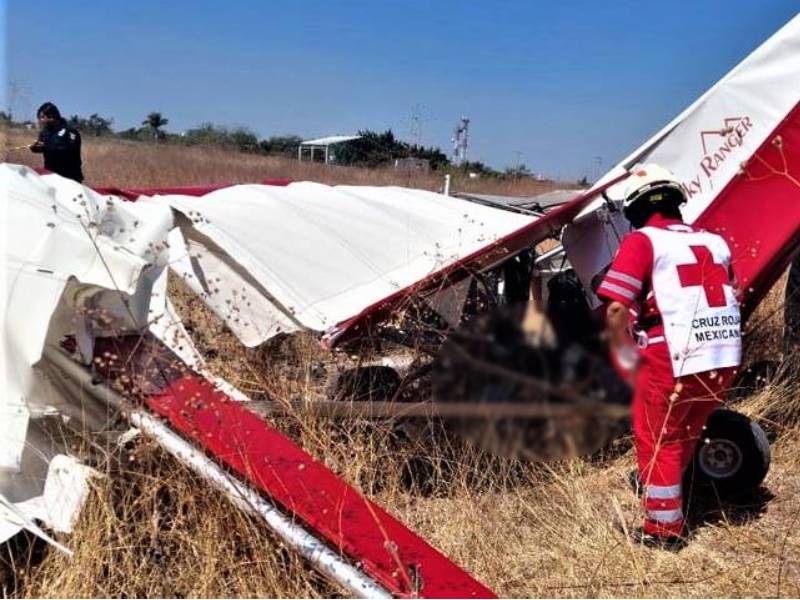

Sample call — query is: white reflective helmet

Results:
[622,163,686,210]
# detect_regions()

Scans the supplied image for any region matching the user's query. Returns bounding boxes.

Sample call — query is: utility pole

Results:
[409,104,427,147]
[513,151,524,180]
[594,156,603,183]
[7,80,31,122]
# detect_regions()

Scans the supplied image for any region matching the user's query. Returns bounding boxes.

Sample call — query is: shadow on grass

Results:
[0,532,49,596]
[685,485,774,532]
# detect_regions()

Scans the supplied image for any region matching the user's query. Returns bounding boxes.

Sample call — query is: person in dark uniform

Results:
[29,102,84,182]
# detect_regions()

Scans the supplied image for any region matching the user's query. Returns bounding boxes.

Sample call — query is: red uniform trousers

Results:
[633,342,736,537]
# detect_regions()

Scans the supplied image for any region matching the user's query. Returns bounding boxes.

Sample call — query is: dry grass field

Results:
[2,126,568,196]
[2,130,800,598]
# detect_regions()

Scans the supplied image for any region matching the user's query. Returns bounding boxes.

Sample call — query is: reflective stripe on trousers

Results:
[647,507,683,524]
[645,483,681,499]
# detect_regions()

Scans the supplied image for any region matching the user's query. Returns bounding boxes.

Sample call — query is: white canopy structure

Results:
[298,135,362,164]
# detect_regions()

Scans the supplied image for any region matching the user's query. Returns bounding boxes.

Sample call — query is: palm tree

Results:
[142,112,169,140]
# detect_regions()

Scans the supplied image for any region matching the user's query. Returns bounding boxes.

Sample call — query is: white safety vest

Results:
[639,224,741,377]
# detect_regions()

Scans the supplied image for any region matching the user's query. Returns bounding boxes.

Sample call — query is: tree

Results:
[334,129,450,169]
[142,112,169,140]
[228,127,259,153]
[577,176,590,187]
[259,134,303,157]
[504,163,533,178]
[118,126,145,141]
[460,161,498,177]
[183,123,226,146]
[67,113,114,136]
[87,113,114,136]
[183,123,260,152]
[407,143,450,170]
[334,130,398,167]
[183,123,228,146]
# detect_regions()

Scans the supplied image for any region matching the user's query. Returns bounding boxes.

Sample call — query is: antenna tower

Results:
[452,116,470,166]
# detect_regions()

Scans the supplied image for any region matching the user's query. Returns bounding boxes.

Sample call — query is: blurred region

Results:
[433,295,631,461]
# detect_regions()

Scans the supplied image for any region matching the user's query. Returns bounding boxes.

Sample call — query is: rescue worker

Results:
[596,164,742,549]
[29,102,84,183]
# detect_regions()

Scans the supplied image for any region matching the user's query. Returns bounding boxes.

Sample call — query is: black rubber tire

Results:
[687,409,771,496]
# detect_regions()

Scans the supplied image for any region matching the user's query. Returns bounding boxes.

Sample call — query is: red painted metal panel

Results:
[85,333,494,597]
[146,375,497,599]
[695,101,800,318]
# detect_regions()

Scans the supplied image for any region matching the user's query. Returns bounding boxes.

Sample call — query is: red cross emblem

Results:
[676,245,729,307]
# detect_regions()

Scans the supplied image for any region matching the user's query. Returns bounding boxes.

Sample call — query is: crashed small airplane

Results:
[2,12,799,599]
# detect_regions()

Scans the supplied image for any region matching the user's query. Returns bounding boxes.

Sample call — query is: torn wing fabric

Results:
[1,165,172,544]
[167,224,301,346]
[39,170,174,354]
[166,182,534,346]
[147,253,207,370]
[2,164,137,471]
[146,260,248,401]
[0,454,98,553]
[3,164,172,465]
[0,493,73,557]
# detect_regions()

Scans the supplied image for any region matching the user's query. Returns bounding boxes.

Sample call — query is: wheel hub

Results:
[698,438,743,478]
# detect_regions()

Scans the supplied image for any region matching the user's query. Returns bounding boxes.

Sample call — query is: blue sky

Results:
[4,1,798,179]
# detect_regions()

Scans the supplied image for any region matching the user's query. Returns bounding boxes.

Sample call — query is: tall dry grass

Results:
[2,126,571,196]
[2,131,799,598]
[7,271,798,598]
